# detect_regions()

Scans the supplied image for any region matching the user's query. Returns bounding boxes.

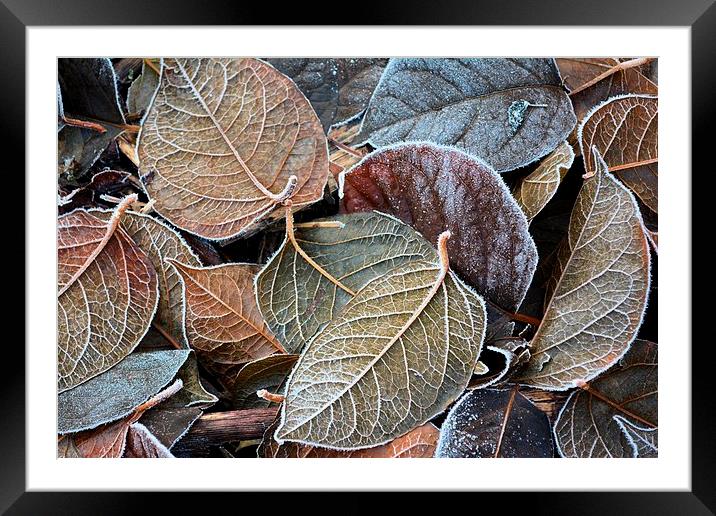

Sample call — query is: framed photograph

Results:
[7,0,707,512]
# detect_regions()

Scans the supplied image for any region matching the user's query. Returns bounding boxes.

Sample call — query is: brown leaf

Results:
[57,199,159,391]
[138,58,329,241]
[124,423,174,458]
[231,354,299,409]
[169,261,285,389]
[616,163,658,214]
[339,142,537,312]
[259,419,439,458]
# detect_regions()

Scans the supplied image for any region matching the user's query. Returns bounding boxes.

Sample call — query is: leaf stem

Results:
[328,137,363,158]
[152,321,183,350]
[256,389,286,403]
[143,58,161,75]
[284,201,356,296]
[61,115,107,134]
[568,57,655,96]
[494,385,519,457]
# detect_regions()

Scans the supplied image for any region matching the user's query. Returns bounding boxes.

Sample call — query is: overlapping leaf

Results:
[267,58,388,131]
[514,141,575,222]
[127,60,160,116]
[468,338,530,390]
[231,354,299,409]
[93,209,202,348]
[554,340,657,457]
[514,151,651,390]
[124,423,175,458]
[275,236,486,450]
[260,419,439,458]
[169,261,285,388]
[340,143,538,312]
[137,58,329,241]
[58,350,189,433]
[435,388,553,458]
[58,203,159,391]
[357,58,576,172]
[255,212,438,353]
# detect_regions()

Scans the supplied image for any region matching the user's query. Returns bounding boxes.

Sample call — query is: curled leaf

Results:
[138,58,329,241]
[124,423,175,458]
[357,58,576,172]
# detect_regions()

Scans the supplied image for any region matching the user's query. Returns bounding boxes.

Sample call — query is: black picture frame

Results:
[5,1,708,513]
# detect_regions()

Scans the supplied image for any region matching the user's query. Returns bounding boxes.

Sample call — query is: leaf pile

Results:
[57,57,657,459]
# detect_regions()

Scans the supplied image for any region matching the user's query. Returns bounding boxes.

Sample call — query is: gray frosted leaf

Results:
[267,58,388,131]
[58,58,126,180]
[357,58,576,172]
[231,354,299,409]
[92,209,202,349]
[58,350,189,434]
[339,142,538,312]
[435,388,553,458]
[513,151,651,390]
[126,61,160,116]
[255,212,437,353]
[554,340,657,458]
[275,241,486,450]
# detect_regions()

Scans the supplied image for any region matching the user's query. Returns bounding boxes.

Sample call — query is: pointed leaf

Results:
[58,350,189,433]
[554,340,657,457]
[275,238,486,450]
[138,58,329,241]
[514,141,575,222]
[357,58,576,172]
[169,261,285,388]
[435,388,553,458]
[267,58,388,131]
[124,423,175,458]
[339,143,538,312]
[514,152,651,389]
[255,212,438,353]
[231,354,299,409]
[126,61,160,116]
[58,206,159,391]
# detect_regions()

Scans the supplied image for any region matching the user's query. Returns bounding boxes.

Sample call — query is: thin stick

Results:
[328,137,363,158]
[256,389,286,403]
[494,385,519,457]
[176,407,279,450]
[568,57,655,96]
[62,116,107,134]
[144,58,161,75]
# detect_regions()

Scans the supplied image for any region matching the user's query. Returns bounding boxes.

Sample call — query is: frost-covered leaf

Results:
[58,350,189,434]
[580,95,658,210]
[126,61,160,116]
[231,354,299,409]
[554,340,657,458]
[357,58,576,172]
[255,211,437,353]
[275,234,486,450]
[267,58,388,131]
[514,152,651,390]
[468,338,530,390]
[93,209,202,348]
[58,202,159,391]
[138,58,329,241]
[514,141,575,222]
[340,143,538,312]
[435,388,553,458]
[138,406,203,450]
[124,423,175,458]
[260,418,438,458]
[58,58,126,180]
[169,261,285,388]
[58,169,134,214]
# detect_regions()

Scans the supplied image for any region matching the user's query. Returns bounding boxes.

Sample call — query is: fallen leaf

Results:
[514,150,651,390]
[267,58,388,131]
[58,58,127,181]
[339,142,538,312]
[138,406,203,450]
[260,419,439,458]
[231,354,299,409]
[435,388,554,458]
[126,61,160,116]
[58,350,189,433]
[615,163,658,214]
[554,340,657,457]
[275,233,486,450]
[58,200,159,391]
[169,261,285,388]
[514,141,575,222]
[124,423,175,458]
[138,58,329,241]
[468,338,530,390]
[93,209,202,348]
[255,211,438,353]
[357,58,576,172]
[58,169,134,214]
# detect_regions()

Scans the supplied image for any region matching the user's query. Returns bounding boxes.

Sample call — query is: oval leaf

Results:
[514,151,651,390]
[169,261,285,388]
[138,58,329,241]
[554,340,657,458]
[339,143,538,312]
[357,58,576,172]
[275,237,486,450]
[58,350,189,434]
[58,206,159,391]
[435,388,553,458]
[256,212,438,353]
